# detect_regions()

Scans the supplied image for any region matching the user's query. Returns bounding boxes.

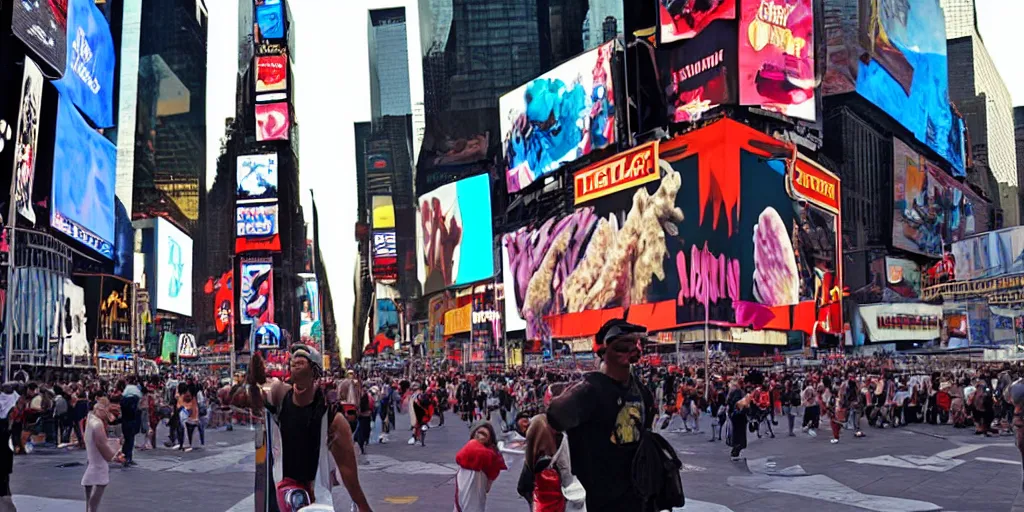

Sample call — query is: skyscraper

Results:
[369,8,414,119]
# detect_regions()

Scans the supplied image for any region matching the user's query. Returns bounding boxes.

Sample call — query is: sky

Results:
[207,1,410,359]
[976,0,1024,106]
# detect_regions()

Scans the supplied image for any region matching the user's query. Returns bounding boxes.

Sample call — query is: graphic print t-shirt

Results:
[547,372,653,508]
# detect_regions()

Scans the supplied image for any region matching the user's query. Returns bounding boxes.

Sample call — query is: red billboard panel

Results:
[738,0,816,121]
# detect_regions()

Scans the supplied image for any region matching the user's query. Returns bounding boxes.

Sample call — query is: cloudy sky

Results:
[206,0,419,359]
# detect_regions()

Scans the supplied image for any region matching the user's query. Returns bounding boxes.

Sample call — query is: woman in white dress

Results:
[82,397,121,512]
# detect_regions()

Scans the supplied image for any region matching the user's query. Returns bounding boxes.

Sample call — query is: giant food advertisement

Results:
[503,118,842,342]
[417,174,494,294]
[501,40,616,193]
[738,0,816,121]
[823,0,965,174]
[893,139,987,257]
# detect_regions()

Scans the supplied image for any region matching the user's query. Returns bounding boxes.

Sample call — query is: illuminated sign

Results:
[875,314,941,331]
[236,205,279,237]
[444,304,472,336]
[574,142,659,205]
[788,156,840,214]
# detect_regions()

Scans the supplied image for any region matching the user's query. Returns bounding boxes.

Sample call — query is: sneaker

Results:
[808,429,817,438]
[171,444,181,450]
[830,439,839,444]
[407,437,416,445]
[185,447,194,452]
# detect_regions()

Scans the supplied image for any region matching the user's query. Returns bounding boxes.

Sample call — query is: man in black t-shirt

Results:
[547,319,656,512]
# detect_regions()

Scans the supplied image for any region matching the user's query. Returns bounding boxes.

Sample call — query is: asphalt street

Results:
[8,411,1024,511]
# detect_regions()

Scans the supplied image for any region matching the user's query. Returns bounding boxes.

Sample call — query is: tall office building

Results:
[943,0,1019,225]
[118,0,209,232]
[369,8,414,119]
[1014,107,1024,218]
[583,0,623,51]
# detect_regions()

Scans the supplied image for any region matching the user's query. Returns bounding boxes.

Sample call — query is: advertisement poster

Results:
[51,94,116,259]
[155,218,193,317]
[240,258,274,325]
[504,119,841,342]
[416,174,494,295]
[737,0,815,121]
[160,331,177,361]
[659,0,736,44]
[373,256,398,282]
[235,233,281,253]
[206,270,233,334]
[373,231,397,258]
[884,257,921,300]
[857,303,941,343]
[236,205,279,238]
[372,196,395,229]
[893,139,987,257]
[96,275,132,343]
[12,0,68,76]
[375,299,399,343]
[13,59,44,225]
[177,333,197,359]
[501,40,616,193]
[822,0,964,175]
[951,226,1024,282]
[255,102,289,141]
[255,0,284,39]
[54,0,116,128]
[236,154,278,202]
[56,277,89,357]
[658,22,737,123]
[255,54,287,92]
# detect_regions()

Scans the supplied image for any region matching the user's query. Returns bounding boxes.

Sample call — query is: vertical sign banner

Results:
[659,0,736,44]
[240,258,274,325]
[54,0,116,128]
[738,0,815,121]
[658,22,737,123]
[13,59,44,224]
[12,0,68,76]
[255,102,289,141]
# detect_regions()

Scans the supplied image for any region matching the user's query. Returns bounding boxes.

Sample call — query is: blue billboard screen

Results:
[54,0,116,128]
[51,94,116,259]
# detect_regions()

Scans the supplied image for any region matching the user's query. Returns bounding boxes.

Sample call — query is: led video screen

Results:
[236,154,278,202]
[501,40,617,193]
[240,257,274,325]
[155,218,193,317]
[54,0,115,127]
[417,174,494,294]
[255,54,287,92]
[738,0,816,121]
[255,102,289,141]
[659,0,736,44]
[658,21,737,123]
[12,0,68,76]
[51,94,116,259]
[255,0,284,39]
[13,59,44,224]
[236,205,279,238]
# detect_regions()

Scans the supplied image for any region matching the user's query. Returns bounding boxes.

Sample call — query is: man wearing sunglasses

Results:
[546,319,657,512]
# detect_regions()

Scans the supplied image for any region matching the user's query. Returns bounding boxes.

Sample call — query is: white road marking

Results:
[361,454,457,475]
[849,442,1013,473]
[975,456,1021,466]
[934,444,987,459]
[730,474,941,512]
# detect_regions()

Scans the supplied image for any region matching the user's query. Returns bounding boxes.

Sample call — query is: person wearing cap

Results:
[248,344,372,512]
[545,319,656,512]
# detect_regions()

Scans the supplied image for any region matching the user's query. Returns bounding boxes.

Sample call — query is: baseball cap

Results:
[592,319,647,353]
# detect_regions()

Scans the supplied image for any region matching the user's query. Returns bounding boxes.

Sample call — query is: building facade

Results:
[369,8,413,120]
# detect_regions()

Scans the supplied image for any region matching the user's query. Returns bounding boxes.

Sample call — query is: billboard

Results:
[893,139,987,257]
[13,59,44,224]
[255,54,287,92]
[235,233,281,253]
[658,21,737,123]
[574,142,659,205]
[659,0,736,44]
[503,119,841,342]
[236,154,278,202]
[884,256,921,300]
[255,0,284,39]
[416,174,494,295]
[823,0,964,174]
[373,231,397,258]
[738,0,815,121]
[857,303,941,343]
[255,102,289,141]
[372,196,395,229]
[951,227,1024,282]
[501,40,617,193]
[236,204,279,238]
[12,0,68,76]
[54,0,116,128]
[240,258,274,325]
[51,94,116,259]
[155,218,193,317]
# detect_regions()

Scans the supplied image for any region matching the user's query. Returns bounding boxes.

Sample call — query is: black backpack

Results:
[631,431,685,510]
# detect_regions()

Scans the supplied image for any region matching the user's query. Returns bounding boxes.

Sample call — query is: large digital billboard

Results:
[501,40,617,193]
[51,94,116,259]
[658,21,737,123]
[12,0,68,76]
[13,59,44,225]
[155,218,193,317]
[236,204,279,238]
[240,257,274,325]
[659,0,736,44]
[255,54,287,92]
[53,0,115,128]
[893,139,987,257]
[255,102,289,141]
[417,174,494,294]
[951,227,1024,282]
[738,0,815,121]
[236,154,278,202]
[823,0,964,174]
[504,119,842,342]
[372,196,395,229]
[255,0,284,40]
[373,231,397,258]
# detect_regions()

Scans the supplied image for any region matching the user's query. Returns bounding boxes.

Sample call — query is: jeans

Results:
[849,409,862,432]
[122,420,138,462]
[783,406,796,434]
[198,415,208,446]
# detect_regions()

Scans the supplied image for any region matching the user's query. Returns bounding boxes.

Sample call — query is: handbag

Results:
[631,431,685,509]
[723,417,734,447]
